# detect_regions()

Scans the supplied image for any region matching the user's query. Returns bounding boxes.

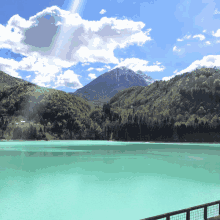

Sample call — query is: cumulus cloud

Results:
[162,55,220,81]
[87,67,94,71]
[0,5,152,89]
[184,35,191,40]
[173,46,181,52]
[161,69,179,81]
[177,38,183,42]
[176,34,191,42]
[193,34,205,41]
[26,75,31,80]
[110,57,165,73]
[85,65,114,80]
[0,57,22,78]
[214,9,220,15]
[87,73,97,80]
[96,67,106,72]
[83,57,165,81]
[104,65,111,70]
[99,9,106,15]
[212,29,220,37]
[55,69,83,89]
[205,41,211,45]
[81,62,90,66]
[177,32,207,43]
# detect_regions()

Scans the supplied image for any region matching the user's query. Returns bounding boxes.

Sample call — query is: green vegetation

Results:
[1,66,220,142]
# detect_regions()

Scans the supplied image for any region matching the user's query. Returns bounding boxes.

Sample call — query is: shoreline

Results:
[208,215,220,220]
[1,139,220,144]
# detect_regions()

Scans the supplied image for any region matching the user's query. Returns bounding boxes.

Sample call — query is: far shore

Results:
[1,139,220,144]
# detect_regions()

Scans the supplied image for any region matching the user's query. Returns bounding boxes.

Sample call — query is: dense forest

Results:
[1,66,220,142]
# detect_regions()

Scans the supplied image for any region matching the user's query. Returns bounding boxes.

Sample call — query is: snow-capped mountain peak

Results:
[71,66,156,103]
[135,70,156,83]
[110,66,157,83]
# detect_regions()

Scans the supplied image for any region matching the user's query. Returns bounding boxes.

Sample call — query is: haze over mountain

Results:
[70,66,156,104]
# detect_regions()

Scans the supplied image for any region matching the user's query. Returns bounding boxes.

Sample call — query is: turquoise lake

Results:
[0,140,219,220]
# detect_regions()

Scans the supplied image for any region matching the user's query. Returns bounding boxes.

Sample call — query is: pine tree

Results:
[119,115,122,124]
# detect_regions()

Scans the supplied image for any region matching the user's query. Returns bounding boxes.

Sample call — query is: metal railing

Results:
[141,200,220,220]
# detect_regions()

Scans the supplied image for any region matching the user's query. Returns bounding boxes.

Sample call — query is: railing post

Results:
[186,210,190,220]
[219,202,220,215]
[167,215,170,220]
[204,205,207,220]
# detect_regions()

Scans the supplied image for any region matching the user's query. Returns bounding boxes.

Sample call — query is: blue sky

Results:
[1,0,220,93]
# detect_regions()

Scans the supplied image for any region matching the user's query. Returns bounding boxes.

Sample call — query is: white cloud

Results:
[178,33,206,42]
[184,34,191,39]
[86,65,112,74]
[0,57,21,78]
[18,53,68,88]
[212,29,220,37]
[99,9,106,15]
[26,75,31,79]
[177,38,183,42]
[177,34,191,42]
[162,55,220,81]
[205,41,211,45]
[192,34,205,41]
[162,75,175,81]
[0,5,152,89]
[111,57,165,73]
[87,67,94,71]
[82,62,90,66]
[0,67,22,78]
[203,30,207,33]
[162,69,178,81]
[173,46,181,52]
[96,67,105,72]
[55,69,83,89]
[87,73,97,80]
[214,9,220,15]
[103,65,111,70]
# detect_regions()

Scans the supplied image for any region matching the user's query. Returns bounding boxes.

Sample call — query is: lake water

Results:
[0,140,220,220]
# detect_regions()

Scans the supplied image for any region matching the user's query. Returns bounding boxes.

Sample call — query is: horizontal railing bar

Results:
[141,200,220,220]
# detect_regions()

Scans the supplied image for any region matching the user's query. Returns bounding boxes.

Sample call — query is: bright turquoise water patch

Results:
[0,141,219,220]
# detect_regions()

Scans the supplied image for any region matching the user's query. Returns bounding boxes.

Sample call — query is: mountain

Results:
[69,66,156,105]
[1,66,220,142]
[109,67,220,118]
[135,70,156,83]
[100,66,220,142]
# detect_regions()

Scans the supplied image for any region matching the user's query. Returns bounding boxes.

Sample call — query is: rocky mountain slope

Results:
[70,66,156,105]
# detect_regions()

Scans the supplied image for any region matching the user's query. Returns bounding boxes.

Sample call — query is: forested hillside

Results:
[0,80,100,140]
[1,66,220,142]
[105,66,220,142]
[0,70,35,91]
